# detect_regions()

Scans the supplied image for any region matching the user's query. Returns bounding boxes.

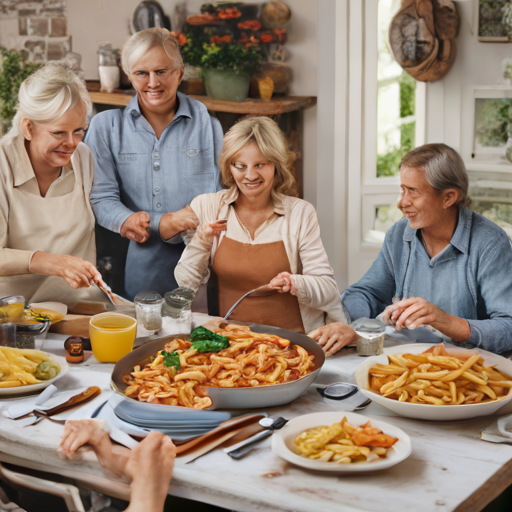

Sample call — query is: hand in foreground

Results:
[121,211,151,243]
[309,323,358,357]
[30,252,105,289]
[125,431,176,512]
[59,419,110,457]
[58,419,128,477]
[159,206,199,240]
[269,272,297,295]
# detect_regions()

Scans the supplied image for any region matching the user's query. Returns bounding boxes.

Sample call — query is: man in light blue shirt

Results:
[86,29,223,298]
[311,144,512,355]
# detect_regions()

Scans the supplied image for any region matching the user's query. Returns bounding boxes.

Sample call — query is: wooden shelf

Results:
[86,81,316,114]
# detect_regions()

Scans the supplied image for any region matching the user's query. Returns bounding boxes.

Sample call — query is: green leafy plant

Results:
[476,98,512,147]
[179,27,212,68]
[201,42,262,75]
[0,47,41,134]
[377,72,416,177]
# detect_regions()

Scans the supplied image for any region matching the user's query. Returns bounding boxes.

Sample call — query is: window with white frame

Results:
[377,0,416,178]
[361,0,424,245]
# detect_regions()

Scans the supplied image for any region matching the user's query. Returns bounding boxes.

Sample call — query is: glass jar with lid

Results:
[162,288,196,318]
[351,318,386,357]
[134,290,163,335]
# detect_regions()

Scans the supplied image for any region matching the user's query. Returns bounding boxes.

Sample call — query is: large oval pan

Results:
[111,322,325,410]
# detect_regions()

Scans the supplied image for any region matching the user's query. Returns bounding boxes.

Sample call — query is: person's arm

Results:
[211,115,224,192]
[174,195,217,291]
[86,114,140,235]
[341,227,399,321]
[59,419,130,479]
[124,432,176,512]
[275,205,345,321]
[465,236,512,353]
[159,205,199,242]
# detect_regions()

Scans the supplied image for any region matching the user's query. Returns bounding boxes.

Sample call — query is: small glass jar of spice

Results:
[64,337,84,364]
[352,318,386,357]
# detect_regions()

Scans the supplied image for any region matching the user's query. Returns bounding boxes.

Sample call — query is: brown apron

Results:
[211,236,305,333]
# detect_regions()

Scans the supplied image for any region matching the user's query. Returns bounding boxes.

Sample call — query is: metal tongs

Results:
[223,284,277,321]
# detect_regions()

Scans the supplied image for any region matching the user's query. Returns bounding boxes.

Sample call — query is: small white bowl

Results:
[271,411,412,473]
[355,344,512,421]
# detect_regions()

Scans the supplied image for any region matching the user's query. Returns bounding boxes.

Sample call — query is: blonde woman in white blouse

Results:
[0,63,106,303]
[174,117,347,337]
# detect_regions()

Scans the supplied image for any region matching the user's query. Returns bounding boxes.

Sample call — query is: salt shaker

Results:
[352,318,386,357]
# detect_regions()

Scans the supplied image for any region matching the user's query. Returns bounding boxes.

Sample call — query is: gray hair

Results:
[8,62,91,138]
[121,27,183,77]
[400,143,471,207]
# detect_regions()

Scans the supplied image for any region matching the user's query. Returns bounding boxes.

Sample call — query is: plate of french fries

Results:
[0,347,68,396]
[271,411,412,472]
[355,343,512,420]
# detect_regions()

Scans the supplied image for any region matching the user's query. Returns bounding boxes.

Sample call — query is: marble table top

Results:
[0,319,511,512]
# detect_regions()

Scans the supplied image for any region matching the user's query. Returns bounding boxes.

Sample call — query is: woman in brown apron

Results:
[175,117,347,338]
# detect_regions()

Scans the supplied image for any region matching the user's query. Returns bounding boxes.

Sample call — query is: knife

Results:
[19,386,102,427]
[39,386,102,416]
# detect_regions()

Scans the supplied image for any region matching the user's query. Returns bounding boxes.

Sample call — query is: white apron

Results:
[0,142,98,305]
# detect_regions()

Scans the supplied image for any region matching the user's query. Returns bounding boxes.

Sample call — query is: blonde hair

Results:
[400,143,471,207]
[8,62,91,137]
[219,116,297,197]
[122,27,183,76]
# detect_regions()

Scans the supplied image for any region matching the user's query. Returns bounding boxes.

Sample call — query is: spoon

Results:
[223,284,277,321]
[225,416,288,459]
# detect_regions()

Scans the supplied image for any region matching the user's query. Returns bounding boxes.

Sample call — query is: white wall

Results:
[425,1,512,150]
[67,0,318,206]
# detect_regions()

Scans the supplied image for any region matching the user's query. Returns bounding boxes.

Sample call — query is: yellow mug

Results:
[89,312,137,363]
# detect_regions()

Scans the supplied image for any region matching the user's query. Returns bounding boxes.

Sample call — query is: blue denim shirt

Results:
[86,93,223,298]
[343,207,512,353]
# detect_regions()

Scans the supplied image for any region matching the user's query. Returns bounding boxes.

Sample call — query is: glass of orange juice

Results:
[89,313,137,363]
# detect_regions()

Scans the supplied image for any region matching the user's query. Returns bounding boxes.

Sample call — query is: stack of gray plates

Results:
[114,400,232,441]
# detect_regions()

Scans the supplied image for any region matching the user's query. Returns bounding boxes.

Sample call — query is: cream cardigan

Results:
[175,188,346,333]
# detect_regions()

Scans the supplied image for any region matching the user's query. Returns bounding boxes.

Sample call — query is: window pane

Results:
[374,203,402,233]
[377,0,416,177]
[469,171,512,239]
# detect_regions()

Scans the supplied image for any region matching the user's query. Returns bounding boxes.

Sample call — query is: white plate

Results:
[271,411,411,473]
[355,344,512,421]
[0,353,68,396]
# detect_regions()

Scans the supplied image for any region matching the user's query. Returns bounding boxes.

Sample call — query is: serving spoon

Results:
[223,284,277,321]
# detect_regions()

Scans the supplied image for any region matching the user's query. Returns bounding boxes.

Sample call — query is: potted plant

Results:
[0,47,40,135]
[201,40,262,102]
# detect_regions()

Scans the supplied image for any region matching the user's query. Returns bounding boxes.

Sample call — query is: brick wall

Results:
[0,0,71,62]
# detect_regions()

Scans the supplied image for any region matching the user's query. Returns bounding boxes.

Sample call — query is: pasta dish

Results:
[123,324,316,409]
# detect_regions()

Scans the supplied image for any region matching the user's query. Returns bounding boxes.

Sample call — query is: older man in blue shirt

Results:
[86,28,223,298]
[310,144,512,355]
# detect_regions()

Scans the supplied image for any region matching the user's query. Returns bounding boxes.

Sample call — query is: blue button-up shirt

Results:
[343,207,512,353]
[86,93,223,298]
